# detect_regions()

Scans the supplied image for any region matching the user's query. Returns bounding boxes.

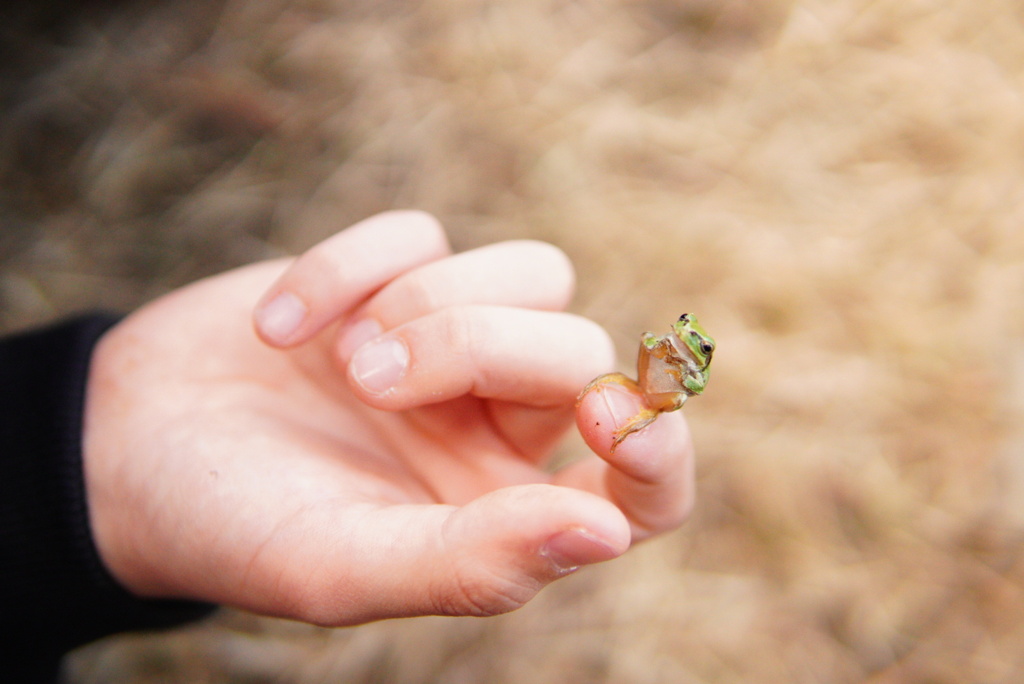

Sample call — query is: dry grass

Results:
[5,0,1024,681]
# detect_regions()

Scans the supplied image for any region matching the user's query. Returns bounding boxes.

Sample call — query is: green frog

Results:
[579,313,714,451]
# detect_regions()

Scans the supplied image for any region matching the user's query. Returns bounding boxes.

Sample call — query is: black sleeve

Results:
[0,315,216,683]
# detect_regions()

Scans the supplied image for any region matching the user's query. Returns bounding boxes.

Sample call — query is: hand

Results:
[83,211,695,625]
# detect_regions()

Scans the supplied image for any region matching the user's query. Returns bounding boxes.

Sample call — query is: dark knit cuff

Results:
[0,314,215,681]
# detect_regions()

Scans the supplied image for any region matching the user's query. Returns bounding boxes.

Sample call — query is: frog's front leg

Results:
[640,332,677,360]
[577,372,659,452]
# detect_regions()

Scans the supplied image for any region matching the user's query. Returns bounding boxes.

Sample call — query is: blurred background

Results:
[4,0,1024,681]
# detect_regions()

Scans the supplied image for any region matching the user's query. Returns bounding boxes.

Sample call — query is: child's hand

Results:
[83,211,695,625]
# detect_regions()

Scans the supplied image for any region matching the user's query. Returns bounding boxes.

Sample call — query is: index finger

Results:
[345,305,615,410]
[253,211,451,347]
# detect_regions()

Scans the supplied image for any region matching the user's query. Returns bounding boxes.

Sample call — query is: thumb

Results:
[427,485,630,617]
[306,485,630,624]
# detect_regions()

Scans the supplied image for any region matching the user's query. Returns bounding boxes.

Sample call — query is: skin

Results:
[578,314,714,452]
[82,211,697,626]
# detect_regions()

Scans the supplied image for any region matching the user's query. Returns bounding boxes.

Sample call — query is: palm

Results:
[153,264,558,508]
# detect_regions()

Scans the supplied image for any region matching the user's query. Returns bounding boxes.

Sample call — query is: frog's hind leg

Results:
[610,408,659,452]
[576,372,640,406]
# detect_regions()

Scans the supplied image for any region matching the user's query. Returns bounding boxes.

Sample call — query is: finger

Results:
[276,485,630,625]
[342,305,616,410]
[331,243,585,458]
[254,211,451,347]
[558,383,696,540]
[476,400,578,461]
[337,240,575,355]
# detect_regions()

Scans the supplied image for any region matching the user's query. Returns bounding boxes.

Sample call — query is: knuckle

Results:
[520,240,576,287]
[384,210,450,252]
[428,509,542,618]
[391,274,442,319]
[437,306,482,359]
[438,307,502,393]
[497,240,575,308]
[294,243,345,292]
[431,558,539,617]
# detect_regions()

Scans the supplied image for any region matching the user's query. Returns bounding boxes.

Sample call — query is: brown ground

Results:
[5,0,1024,681]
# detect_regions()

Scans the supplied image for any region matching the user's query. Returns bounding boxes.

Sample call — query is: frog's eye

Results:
[678,313,691,323]
[690,330,714,355]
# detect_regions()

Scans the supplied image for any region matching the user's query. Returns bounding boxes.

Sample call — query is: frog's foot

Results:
[610,408,659,453]
[576,372,640,406]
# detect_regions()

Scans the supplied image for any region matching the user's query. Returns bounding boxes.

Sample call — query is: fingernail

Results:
[256,292,308,344]
[540,528,621,574]
[350,336,409,394]
[600,385,641,427]
[336,318,383,361]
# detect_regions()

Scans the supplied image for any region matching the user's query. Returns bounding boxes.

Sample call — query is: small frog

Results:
[579,313,715,451]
